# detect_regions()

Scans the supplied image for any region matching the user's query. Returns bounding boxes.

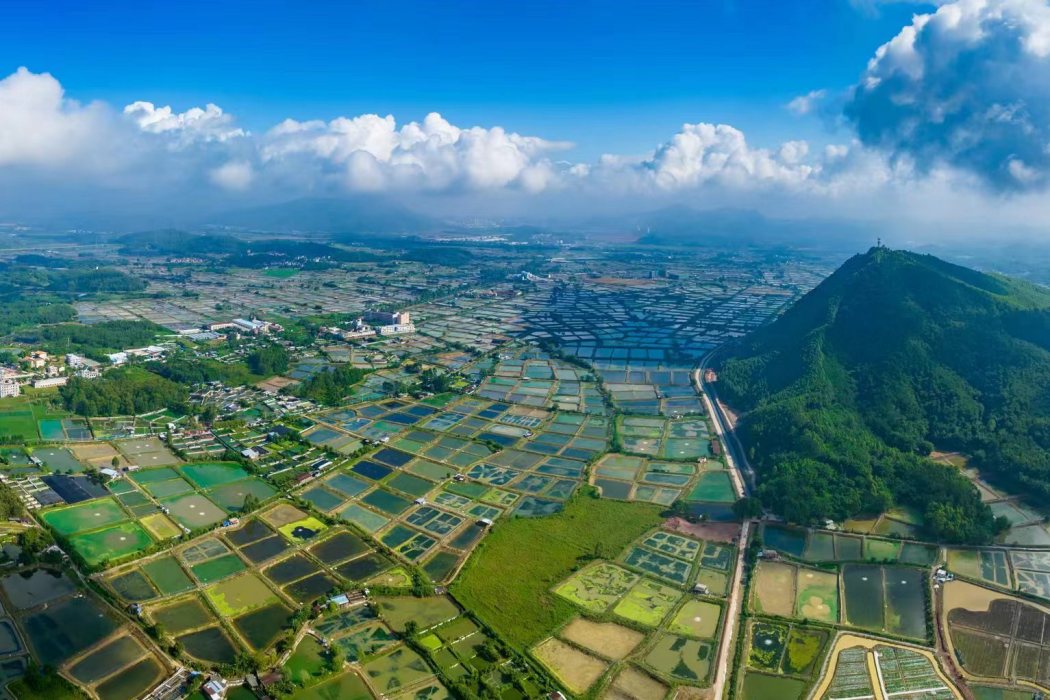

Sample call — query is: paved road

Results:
[694,355,755,495]
[692,353,758,700]
[708,518,751,700]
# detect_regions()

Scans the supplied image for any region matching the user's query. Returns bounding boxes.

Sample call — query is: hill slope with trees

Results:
[717,247,1050,543]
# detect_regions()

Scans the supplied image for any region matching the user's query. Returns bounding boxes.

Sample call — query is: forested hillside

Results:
[718,247,1050,543]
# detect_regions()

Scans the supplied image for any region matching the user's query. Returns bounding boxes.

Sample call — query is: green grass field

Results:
[452,489,662,649]
[0,406,38,442]
[0,398,76,443]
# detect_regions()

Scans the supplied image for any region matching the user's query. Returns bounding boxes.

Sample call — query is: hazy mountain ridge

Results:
[206,196,435,234]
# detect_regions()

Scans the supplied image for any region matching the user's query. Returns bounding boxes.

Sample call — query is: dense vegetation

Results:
[0,265,145,295]
[0,481,26,521]
[717,248,1050,543]
[452,489,662,649]
[246,344,290,376]
[146,355,259,387]
[0,300,76,336]
[60,367,187,416]
[294,364,369,406]
[400,246,474,267]
[116,229,244,256]
[16,320,163,357]
[9,663,87,700]
[117,230,383,265]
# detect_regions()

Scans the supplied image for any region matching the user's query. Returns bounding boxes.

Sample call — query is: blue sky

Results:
[2,0,1050,234]
[3,0,925,159]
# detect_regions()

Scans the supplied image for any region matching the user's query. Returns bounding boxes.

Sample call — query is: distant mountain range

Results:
[205,196,435,235]
[717,247,1050,543]
[625,205,878,248]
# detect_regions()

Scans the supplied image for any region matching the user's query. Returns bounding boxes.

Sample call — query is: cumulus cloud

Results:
[844,0,1050,191]
[0,66,894,215]
[786,89,827,115]
[124,101,245,143]
[590,122,831,193]
[1,33,1044,229]
[0,67,116,168]
[262,111,570,192]
[643,123,817,188]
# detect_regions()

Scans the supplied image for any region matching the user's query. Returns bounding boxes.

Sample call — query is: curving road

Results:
[693,351,768,700]
[694,353,755,495]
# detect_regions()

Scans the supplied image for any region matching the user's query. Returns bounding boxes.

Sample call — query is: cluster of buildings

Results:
[0,340,177,400]
[205,318,282,336]
[0,350,104,399]
[171,317,282,343]
[106,345,168,366]
[323,310,416,341]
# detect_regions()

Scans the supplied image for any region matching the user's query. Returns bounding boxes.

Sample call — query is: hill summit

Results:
[718,247,1050,543]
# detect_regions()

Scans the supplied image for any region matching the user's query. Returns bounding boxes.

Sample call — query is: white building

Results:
[33,377,68,389]
[365,310,411,326]
[377,323,416,336]
[126,345,167,360]
[233,318,266,333]
[0,381,19,398]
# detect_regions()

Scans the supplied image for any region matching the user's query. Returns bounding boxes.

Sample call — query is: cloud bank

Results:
[845,0,1050,191]
[4,0,1050,229]
[2,64,872,220]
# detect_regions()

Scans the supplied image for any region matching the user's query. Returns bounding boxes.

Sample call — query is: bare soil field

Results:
[560,617,644,661]
[753,560,796,617]
[663,517,741,544]
[532,637,608,694]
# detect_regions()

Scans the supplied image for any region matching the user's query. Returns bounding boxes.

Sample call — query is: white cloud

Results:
[209,160,254,191]
[1,47,1047,228]
[595,123,821,192]
[786,89,827,115]
[845,0,1050,191]
[124,101,245,142]
[262,111,569,192]
[0,67,906,217]
[0,67,115,168]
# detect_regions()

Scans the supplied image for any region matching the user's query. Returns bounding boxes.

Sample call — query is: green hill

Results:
[718,247,1050,543]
